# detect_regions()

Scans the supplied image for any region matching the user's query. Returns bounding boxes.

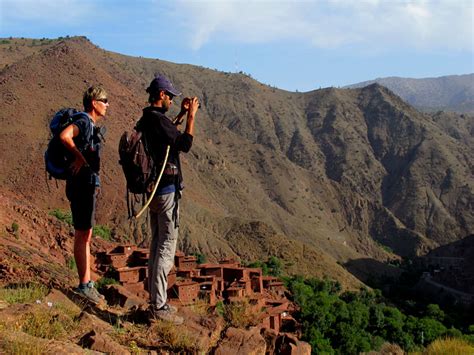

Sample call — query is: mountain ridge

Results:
[0,36,472,289]
[345,74,474,113]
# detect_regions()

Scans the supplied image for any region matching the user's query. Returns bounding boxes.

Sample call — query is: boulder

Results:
[215,327,266,355]
[275,333,311,355]
[44,288,81,313]
[78,330,129,354]
[261,327,278,354]
[1,330,95,354]
[183,313,225,352]
[102,284,145,309]
[76,311,115,334]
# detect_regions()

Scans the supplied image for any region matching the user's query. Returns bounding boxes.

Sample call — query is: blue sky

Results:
[1,0,473,92]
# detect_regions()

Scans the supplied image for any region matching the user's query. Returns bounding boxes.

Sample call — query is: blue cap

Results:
[146,75,181,96]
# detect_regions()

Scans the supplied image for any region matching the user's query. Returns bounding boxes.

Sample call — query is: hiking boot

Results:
[150,304,183,325]
[75,281,104,304]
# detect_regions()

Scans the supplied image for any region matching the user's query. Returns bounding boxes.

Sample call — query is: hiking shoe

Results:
[150,305,183,325]
[159,303,178,313]
[86,281,105,300]
[75,281,104,304]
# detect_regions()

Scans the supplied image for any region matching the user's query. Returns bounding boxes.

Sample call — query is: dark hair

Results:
[147,90,161,104]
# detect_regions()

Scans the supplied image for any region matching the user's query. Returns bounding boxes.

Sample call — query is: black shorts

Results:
[66,175,97,231]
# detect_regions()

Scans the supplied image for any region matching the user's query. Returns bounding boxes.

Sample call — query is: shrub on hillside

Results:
[93,225,112,241]
[49,209,73,226]
[223,299,261,329]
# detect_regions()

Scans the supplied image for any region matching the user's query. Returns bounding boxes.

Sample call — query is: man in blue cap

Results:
[137,75,199,324]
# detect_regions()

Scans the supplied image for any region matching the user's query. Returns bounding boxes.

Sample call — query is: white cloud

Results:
[172,0,474,52]
[1,0,471,56]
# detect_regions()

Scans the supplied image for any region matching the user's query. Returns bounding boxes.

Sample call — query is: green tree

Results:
[415,317,447,345]
[368,303,386,332]
[306,327,335,354]
[193,253,206,264]
[266,256,282,276]
[247,260,269,275]
[333,322,371,354]
[425,304,445,322]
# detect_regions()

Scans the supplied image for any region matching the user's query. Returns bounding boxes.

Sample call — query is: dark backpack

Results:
[44,108,91,180]
[118,128,156,194]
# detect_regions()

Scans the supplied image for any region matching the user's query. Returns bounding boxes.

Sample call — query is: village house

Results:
[95,245,293,332]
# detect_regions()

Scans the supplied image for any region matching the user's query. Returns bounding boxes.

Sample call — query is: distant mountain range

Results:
[0,37,472,289]
[346,74,474,114]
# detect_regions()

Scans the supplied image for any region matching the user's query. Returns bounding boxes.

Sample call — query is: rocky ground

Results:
[0,285,310,354]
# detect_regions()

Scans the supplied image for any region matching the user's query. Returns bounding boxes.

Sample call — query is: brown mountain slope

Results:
[0,37,472,287]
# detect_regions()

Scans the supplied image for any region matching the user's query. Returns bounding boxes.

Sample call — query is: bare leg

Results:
[74,228,92,284]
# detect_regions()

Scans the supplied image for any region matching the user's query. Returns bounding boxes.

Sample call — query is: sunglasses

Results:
[95,98,108,104]
[165,92,175,100]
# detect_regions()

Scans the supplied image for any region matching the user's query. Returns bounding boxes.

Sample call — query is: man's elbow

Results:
[181,145,192,153]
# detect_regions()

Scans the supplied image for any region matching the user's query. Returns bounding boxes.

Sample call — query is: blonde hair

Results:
[83,86,107,112]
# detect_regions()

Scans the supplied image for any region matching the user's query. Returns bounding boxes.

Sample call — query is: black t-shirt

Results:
[137,106,193,188]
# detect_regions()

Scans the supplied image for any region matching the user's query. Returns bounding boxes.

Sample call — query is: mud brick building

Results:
[96,246,293,332]
[95,244,149,299]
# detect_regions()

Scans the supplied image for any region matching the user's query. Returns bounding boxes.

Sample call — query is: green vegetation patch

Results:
[95,277,119,292]
[49,209,73,226]
[66,256,77,272]
[93,224,112,241]
[285,276,473,353]
[49,209,112,240]
[246,256,282,276]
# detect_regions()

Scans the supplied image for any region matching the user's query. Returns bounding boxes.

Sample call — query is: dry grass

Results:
[149,320,200,352]
[0,286,82,352]
[0,332,48,355]
[224,299,261,329]
[189,298,212,317]
[109,321,151,353]
[0,283,49,304]
[19,306,79,340]
[423,337,474,355]
[374,342,404,354]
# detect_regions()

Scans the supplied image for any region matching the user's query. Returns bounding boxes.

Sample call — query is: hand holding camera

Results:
[181,97,201,112]
[174,97,200,125]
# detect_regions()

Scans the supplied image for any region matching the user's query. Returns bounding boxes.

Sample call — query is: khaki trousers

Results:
[147,192,179,308]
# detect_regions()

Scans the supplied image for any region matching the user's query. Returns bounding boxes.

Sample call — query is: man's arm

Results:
[173,97,191,126]
[184,97,199,137]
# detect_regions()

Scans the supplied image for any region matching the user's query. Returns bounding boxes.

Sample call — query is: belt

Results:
[164,163,178,176]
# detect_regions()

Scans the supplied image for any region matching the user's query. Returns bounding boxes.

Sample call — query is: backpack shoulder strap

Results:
[72,112,95,146]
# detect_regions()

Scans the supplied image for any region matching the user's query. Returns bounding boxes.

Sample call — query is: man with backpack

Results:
[137,75,199,324]
[59,86,109,304]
